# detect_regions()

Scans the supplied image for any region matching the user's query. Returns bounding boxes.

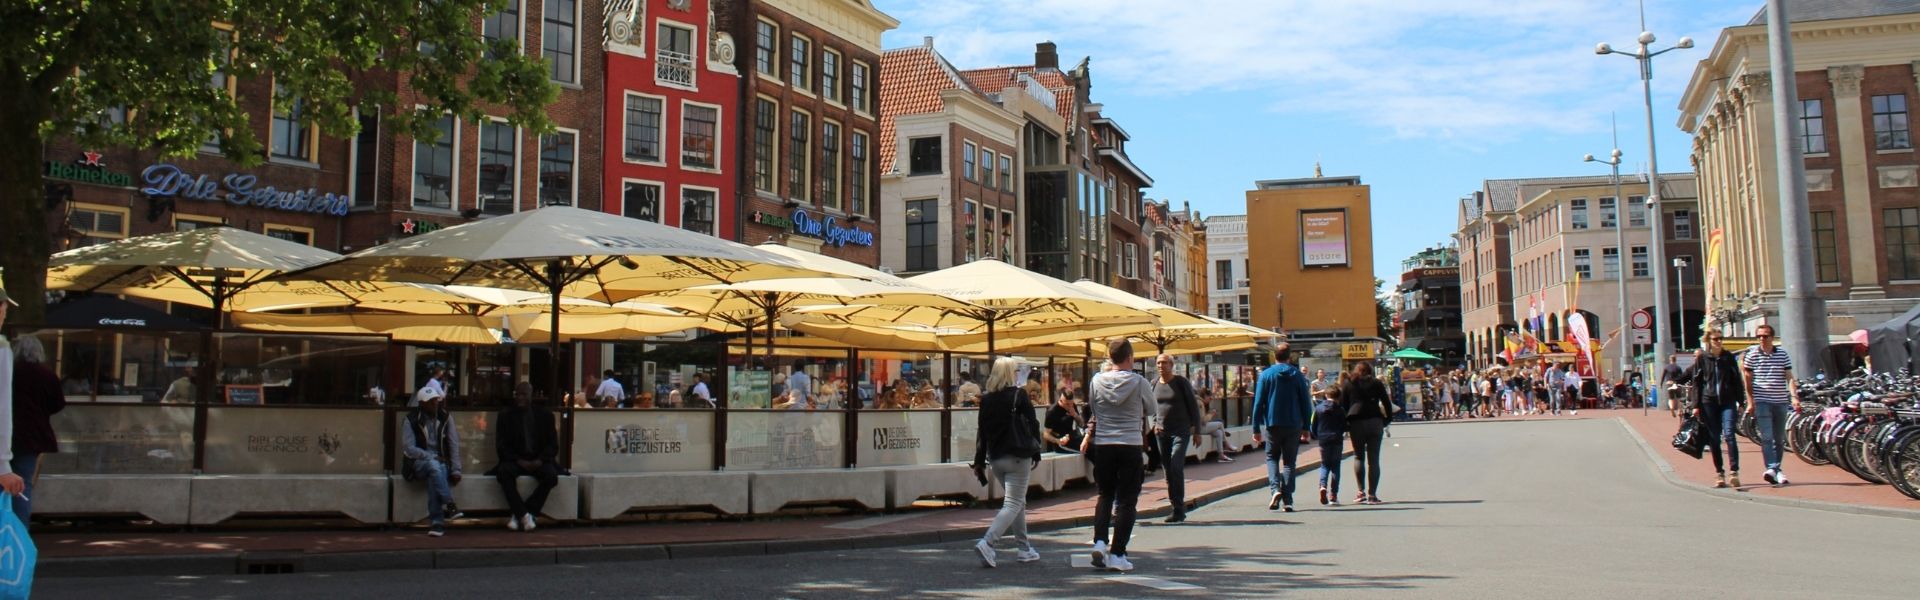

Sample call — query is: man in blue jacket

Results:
[1251,343,1313,512]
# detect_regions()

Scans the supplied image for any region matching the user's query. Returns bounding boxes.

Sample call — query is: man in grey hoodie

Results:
[1085,338,1153,573]
[1251,343,1313,512]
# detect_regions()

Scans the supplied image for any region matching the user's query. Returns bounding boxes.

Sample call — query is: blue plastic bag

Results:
[0,499,35,600]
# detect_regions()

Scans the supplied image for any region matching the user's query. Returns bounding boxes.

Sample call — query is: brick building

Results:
[601,0,742,238]
[1457,184,1515,367]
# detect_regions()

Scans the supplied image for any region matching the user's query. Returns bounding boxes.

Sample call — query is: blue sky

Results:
[873,0,1761,286]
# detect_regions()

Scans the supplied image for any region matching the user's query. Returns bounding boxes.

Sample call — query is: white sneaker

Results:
[1776,470,1790,486]
[1107,554,1135,572]
[974,539,997,568]
[521,514,537,532]
[1090,540,1109,569]
[1016,546,1042,563]
[507,514,522,531]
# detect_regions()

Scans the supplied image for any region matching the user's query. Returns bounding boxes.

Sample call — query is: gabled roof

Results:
[960,65,1078,125]
[1746,0,1920,25]
[878,44,987,173]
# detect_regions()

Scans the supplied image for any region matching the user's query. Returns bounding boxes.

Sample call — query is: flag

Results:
[1703,228,1724,333]
[1567,311,1596,377]
[1526,292,1543,334]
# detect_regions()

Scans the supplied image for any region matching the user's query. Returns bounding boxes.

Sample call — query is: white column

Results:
[1828,64,1885,298]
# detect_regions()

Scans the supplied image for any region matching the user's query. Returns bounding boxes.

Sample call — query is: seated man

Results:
[494,382,560,532]
[402,386,462,537]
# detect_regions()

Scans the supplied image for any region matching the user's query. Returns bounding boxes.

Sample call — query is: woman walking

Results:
[11,335,65,524]
[1312,372,1348,505]
[1690,336,1747,487]
[1344,363,1391,504]
[969,357,1044,567]
[1085,339,1153,572]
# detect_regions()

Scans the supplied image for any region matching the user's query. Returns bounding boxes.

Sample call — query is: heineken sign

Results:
[45,152,133,187]
[140,163,352,216]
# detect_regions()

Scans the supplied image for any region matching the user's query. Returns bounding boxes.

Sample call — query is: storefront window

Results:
[213,332,386,405]
[858,350,943,410]
[608,341,722,409]
[727,345,850,410]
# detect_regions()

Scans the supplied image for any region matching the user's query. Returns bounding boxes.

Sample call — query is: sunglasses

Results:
[1756,334,1774,339]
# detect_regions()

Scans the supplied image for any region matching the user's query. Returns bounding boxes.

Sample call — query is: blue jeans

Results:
[1156,433,1192,515]
[9,453,39,525]
[1754,402,1791,472]
[1701,404,1740,473]
[1263,429,1301,504]
[1317,438,1343,497]
[414,460,455,525]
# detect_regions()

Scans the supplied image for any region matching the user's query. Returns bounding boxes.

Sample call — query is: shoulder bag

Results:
[1002,389,1043,458]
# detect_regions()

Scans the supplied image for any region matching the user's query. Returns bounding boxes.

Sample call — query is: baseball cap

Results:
[411,385,445,407]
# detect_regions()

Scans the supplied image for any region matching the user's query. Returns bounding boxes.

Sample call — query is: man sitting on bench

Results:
[496,381,560,531]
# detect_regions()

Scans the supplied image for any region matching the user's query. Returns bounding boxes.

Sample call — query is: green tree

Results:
[1376,278,1395,337]
[1,0,557,321]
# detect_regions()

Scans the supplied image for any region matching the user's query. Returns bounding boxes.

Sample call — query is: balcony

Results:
[656,49,695,89]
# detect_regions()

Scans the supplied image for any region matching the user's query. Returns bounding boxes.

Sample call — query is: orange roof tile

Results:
[878,46,984,173]
[959,65,1077,125]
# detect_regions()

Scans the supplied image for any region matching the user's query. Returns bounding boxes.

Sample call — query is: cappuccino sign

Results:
[141,163,352,216]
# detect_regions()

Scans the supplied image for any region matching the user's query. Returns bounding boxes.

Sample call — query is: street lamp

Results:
[1585,149,1632,383]
[1597,28,1692,375]
[1672,256,1690,351]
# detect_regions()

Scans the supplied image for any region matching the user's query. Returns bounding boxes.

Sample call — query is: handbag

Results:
[1672,416,1705,459]
[1002,390,1043,458]
[0,500,36,600]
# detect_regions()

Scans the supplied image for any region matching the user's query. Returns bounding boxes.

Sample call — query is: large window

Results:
[264,225,312,246]
[1573,248,1592,279]
[682,103,718,169]
[963,200,978,262]
[753,97,777,192]
[1121,242,1138,279]
[1570,198,1588,230]
[542,0,577,83]
[1602,247,1620,280]
[1673,209,1693,239]
[1801,99,1827,154]
[623,181,661,222]
[849,61,870,112]
[820,121,840,210]
[906,199,938,272]
[909,137,941,175]
[1873,94,1910,150]
[352,111,379,208]
[981,150,996,186]
[1885,207,1920,280]
[1813,211,1839,283]
[483,0,520,58]
[625,94,664,163]
[682,188,716,235]
[1599,197,1617,228]
[270,84,313,162]
[821,50,841,103]
[1216,303,1233,321]
[478,120,517,215]
[655,22,695,88]
[962,141,977,181]
[1627,196,1645,228]
[999,155,1013,191]
[538,131,575,206]
[754,20,777,77]
[789,34,811,91]
[1631,245,1649,278]
[412,114,456,210]
[1238,294,1250,324]
[849,132,869,216]
[67,205,127,248]
[1215,260,1232,290]
[788,110,810,201]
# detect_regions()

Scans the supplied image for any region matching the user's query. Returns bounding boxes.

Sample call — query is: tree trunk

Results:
[0,105,51,325]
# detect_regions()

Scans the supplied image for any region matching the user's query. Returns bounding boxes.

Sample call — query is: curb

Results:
[39,449,1314,578]
[1614,417,1920,521]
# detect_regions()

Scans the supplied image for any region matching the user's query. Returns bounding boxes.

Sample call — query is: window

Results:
[753,97,777,192]
[1627,196,1645,228]
[682,188,716,235]
[624,94,664,163]
[483,0,520,58]
[1216,303,1233,321]
[754,20,777,76]
[963,200,979,262]
[1872,94,1910,150]
[788,110,810,201]
[1599,197,1617,228]
[478,120,517,215]
[1216,260,1232,290]
[67,204,127,248]
[999,209,1014,261]
[1813,211,1839,283]
[656,22,695,88]
[412,114,457,210]
[668,104,716,170]
[1122,242,1138,278]
[538,130,576,206]
[203,29,235,153]
[174,216,221,231]
[789,34,810,91]
[351,111,379,207]
[1238,294,1250,324]
[1573,248,1592,279]
[849,61,870,112]
[849,132,869,216]
[623,181,661,222]
[264,225,312,246]
[962,142,977,181]
[1631,245,1649,278]
[1673,209,1693,239]
[908,137,942,175]
[906,199,938,272]
[999,155,1012,190]
[542,0,577,83]
[981,150,995,186]
[1571,199,1588,229]
[820,121,840,210]
[1801,99,1827,154]
[821,50,841,103]
[270,84,313,162]
[982,206,997,259]
[1602,247,1620,280]
[1884,208,1920,280]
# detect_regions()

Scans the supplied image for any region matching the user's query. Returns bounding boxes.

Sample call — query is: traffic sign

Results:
[1630,309,1653,331]
[1632,329,1651,344]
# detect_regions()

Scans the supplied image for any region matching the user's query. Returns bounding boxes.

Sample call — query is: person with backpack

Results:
[970,356,1044,568]
[1344,362,1392,505]
[402,386,463,537]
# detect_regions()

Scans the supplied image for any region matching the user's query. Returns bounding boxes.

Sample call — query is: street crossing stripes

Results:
[1109,576,1204,591]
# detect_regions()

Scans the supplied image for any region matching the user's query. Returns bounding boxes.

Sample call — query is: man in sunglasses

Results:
[1741,324,1800,486]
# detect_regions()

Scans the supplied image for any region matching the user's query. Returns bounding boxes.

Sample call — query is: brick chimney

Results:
[1035,41,1058,70]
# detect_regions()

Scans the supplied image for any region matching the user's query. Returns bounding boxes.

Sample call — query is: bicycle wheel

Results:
[1791,412,1826,465]
[1845,421,1885,484]
[1741,412,1759,441]
[1861,420,1901,485]
[1883,428,1920,500]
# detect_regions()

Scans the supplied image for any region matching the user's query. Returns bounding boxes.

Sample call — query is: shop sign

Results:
[1341,343,1375,360]
[45,152,134,187]
[398,218,444,236]
[140,163,352,216]
[791,209,874,247]
[750,211,794,230]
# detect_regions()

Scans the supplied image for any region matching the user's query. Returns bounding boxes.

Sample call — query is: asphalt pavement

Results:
[39,418,1920,599]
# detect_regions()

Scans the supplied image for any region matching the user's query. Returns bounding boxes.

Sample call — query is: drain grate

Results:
[238,555,303,575]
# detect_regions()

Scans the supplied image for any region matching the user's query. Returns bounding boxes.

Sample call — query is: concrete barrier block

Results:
[1044,453,1089,490]
[749,469,886,514]
[390,474,579,523]
[886,463,990,509]
[578,472,750,519]
[35,475,194,525]
[189,475,389,525]
[1225,426,1256,453]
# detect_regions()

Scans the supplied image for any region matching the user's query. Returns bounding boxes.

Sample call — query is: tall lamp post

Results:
[1597,29,1692,374]
[1585,149,1632,383]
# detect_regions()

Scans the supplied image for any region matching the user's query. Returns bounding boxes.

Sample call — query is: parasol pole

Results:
[547,259,564,405]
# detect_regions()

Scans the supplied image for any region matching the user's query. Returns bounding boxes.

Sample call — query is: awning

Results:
[44,296,209,331]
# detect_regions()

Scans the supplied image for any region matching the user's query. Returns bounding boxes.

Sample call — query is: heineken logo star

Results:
[80,151,105,167]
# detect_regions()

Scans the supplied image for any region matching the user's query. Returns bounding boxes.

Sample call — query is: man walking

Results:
[1250,343,1312,512]
[1743,324,1801,486]
[1546,363,1565,415]
[1661,355,1686,418]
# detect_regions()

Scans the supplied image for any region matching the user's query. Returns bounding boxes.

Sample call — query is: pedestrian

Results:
[1152,354,1204,523]
[1742,324,1800,487]
[970,356,1044,568]
[1312,372,1349,505]
[0,291,21,520]
[402,386,462,537]
[1250,343,1312,512]
[1661,355,1686,418]
[10,335,64,525]
[1344,362,1392,505]
[1689,338,1745,488]
[1085,339,1153,572]
[1564,366,1584,414]
[494,382,560,532]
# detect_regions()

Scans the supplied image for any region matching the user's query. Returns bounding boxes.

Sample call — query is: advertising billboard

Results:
[1300,209,1349,267]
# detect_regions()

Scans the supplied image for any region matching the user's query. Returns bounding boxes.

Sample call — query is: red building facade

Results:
[601,0,741,237]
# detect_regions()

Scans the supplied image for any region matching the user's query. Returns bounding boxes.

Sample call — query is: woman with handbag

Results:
[969,356,1044,568]
[1344,362,1391,505]
[1690,337,1746,487]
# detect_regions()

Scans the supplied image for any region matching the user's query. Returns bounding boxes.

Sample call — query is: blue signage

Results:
[141,163,352,216]
[789,209,874,247]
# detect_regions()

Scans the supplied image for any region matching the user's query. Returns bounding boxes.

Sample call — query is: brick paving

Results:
[1619,409,1919,511]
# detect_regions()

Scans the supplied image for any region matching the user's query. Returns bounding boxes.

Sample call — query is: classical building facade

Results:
[1203,214,1249,325]
[1678,4,1920,335]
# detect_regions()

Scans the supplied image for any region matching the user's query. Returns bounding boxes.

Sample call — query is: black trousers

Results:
[495,460,561,518]
[1090,445,1145,555]
[1349,418,1385,496]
